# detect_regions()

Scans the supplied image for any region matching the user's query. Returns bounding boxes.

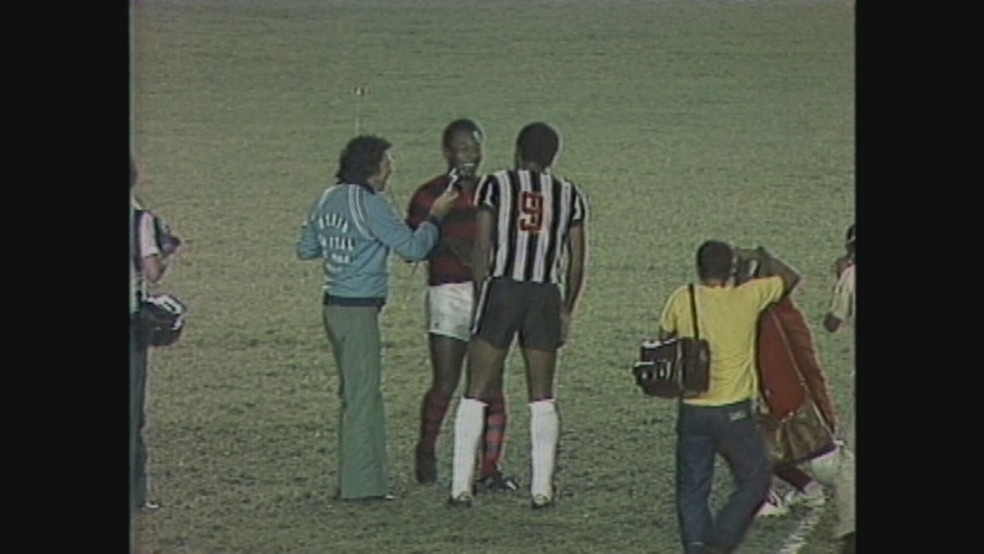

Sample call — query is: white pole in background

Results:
[354,85,369,134]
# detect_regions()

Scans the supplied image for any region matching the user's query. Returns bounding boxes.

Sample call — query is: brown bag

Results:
[759,397,837,468]
[633,284,710,399]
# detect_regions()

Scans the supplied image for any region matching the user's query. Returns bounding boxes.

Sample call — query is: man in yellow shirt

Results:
[658,240,800,554]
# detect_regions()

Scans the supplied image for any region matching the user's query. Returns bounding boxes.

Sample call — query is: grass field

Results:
[130,0,855,552]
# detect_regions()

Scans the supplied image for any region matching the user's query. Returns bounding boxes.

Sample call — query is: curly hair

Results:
[335,135,392,185]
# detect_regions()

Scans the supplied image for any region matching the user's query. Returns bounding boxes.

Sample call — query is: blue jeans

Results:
[676,399,772,553]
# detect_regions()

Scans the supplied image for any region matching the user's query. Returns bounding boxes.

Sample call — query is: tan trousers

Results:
[832,381,855,538]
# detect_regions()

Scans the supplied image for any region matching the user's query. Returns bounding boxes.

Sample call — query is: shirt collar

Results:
[342,181,376,194]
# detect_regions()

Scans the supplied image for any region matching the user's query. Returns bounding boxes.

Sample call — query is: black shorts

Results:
[472,277,562,350]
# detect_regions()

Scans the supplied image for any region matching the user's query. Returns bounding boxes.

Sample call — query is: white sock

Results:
[529,399,559,498]
[451,397,487,497]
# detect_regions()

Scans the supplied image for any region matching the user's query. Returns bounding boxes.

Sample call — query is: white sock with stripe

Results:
[529,399,559,498]
[451,397,487,498]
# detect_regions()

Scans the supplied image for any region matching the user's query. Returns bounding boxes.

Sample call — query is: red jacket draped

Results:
[756,296,838,429]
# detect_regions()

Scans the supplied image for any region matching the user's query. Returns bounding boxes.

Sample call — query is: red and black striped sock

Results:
[480,393,507,476]
[417,389,451,454]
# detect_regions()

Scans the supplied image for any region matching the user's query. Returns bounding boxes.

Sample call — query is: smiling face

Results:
[444,129,483,180]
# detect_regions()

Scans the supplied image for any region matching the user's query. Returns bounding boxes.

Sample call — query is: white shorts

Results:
[425,282,474,342]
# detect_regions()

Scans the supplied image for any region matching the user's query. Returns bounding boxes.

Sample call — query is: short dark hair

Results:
[516,122,560,168]
[696,240,734,281]
[442,119,483,149]
[335,135,392,184]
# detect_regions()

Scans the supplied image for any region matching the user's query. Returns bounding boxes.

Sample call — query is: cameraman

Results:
[656,241,799,554]
[823,224,855,554]
[130,157,181,514]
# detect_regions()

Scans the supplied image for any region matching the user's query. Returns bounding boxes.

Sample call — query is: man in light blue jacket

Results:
[298,135,458,500]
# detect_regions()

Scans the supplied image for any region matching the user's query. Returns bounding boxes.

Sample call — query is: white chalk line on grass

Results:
[775,504,826,554]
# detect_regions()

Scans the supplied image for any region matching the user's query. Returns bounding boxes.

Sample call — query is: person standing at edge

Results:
[130,156,181,515]
[823,223,856,554]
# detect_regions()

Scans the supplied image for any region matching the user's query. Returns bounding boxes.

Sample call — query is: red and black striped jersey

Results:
[406,174,478,286]
[475,169,587,285]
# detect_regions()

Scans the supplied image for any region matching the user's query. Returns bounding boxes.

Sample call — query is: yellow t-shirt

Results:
[659,276,785,406]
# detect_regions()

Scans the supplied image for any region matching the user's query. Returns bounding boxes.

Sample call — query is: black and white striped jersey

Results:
[475,169,587,284]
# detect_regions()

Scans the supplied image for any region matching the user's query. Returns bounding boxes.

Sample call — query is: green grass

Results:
[132,1,855,552]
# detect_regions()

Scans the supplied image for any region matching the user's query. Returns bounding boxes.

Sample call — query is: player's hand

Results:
[428,187,459,220]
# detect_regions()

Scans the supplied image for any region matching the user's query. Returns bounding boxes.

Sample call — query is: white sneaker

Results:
[783,481,826,508]
[756,488,789,518]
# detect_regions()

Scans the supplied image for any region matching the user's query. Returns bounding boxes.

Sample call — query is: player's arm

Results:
[563,223,586,314]
[470,175,497,297]
[557,223,586,345]
[472,208,494,295]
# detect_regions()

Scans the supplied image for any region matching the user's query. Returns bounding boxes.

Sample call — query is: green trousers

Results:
[322,305,390,499]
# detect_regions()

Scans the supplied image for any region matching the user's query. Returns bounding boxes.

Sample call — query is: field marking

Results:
[775,505,826,554]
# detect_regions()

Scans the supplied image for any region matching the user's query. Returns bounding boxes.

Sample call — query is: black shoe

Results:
[475,471,519,493]
[415,449,437,484]
[446,493,473,508]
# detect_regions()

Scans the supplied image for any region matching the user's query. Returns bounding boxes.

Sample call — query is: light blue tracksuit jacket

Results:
[297,182,440,304]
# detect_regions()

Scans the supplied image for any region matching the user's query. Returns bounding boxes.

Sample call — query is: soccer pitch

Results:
[131,1,854,552]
